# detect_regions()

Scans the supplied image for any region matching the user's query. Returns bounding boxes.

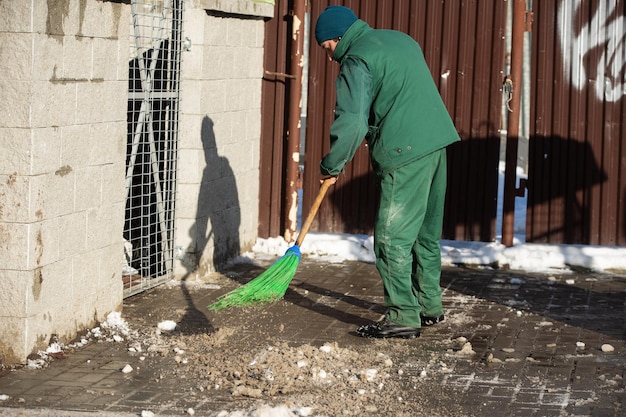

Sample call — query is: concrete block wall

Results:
[0,0,129,365]
[175,0,272,277]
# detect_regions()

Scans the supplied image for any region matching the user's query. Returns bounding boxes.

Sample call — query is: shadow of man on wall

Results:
[176,116,242,334]
[190,116,242,272]
[526,135,608,244]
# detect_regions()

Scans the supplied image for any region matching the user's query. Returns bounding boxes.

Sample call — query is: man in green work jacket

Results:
[315,6,460,339]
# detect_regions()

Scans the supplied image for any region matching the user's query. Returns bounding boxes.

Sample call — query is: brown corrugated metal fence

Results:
[259,0,291,238]
[260,0,625,246]
[527,0,626,245]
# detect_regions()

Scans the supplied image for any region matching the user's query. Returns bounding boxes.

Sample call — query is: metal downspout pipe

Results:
[283,0,307,243]
[502,0,530,247]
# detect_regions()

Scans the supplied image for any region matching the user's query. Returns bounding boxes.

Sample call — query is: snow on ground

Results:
[250,233,626,274]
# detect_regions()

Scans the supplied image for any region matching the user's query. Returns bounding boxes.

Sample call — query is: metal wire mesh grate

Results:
[124,0,184,297]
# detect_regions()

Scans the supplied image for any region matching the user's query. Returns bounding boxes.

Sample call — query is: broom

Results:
[208,178,333,310]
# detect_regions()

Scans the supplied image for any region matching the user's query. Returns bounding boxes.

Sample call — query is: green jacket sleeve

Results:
[320,57,372,176]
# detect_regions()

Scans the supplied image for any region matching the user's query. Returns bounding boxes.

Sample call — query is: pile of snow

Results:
[98,311,132,340]
[157,320,178,332]
[250,233,626,274]
[24,312,134,370]
[216,405,312,417]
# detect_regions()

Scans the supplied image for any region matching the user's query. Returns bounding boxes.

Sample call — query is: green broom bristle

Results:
[208,246,302,310]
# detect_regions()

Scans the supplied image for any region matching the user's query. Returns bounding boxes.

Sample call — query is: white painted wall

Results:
[0,0,272,365]
[0,0,129,364]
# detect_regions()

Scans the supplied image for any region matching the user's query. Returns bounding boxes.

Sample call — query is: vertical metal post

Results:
[502,0,527,247]
[284,0,307,243]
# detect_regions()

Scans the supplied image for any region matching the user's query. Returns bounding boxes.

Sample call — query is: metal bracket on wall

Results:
[516,178,527,197]
[525,11,533,32]
[264,70,296,79]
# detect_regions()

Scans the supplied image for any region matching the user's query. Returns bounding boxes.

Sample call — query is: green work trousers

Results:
[374,148,447,328]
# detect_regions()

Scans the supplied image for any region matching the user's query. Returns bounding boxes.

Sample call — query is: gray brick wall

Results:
[0,0,129,364]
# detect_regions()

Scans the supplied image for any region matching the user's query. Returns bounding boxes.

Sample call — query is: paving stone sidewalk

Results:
[0,258,624,416]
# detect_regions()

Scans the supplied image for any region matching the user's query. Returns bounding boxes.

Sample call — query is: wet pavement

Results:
[0,257,624,416]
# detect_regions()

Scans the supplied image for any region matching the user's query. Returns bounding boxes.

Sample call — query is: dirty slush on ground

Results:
[2,256,624,416]
[119,258,468,416]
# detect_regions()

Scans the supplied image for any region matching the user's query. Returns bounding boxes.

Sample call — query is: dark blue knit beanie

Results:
[314,6,358,44]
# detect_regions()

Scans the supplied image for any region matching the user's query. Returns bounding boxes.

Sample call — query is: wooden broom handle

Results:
[295,178,334,246]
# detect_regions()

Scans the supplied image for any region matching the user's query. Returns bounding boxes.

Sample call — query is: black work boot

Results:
[356,319,421,339]
[420,314,445,327]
